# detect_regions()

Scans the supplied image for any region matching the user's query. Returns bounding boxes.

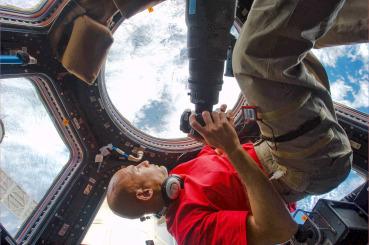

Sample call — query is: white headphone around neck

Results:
[161,175,184,205]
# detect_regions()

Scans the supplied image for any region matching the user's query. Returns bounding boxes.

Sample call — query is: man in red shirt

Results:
[107,109,298,244]
[107,0,367,243]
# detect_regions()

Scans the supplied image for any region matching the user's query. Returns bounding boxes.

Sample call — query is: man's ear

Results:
[136,188,154,201]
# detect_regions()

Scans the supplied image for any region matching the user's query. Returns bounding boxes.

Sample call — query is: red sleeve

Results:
[196,145,216,157]
[173,209,249,245]
[241,143,265,172]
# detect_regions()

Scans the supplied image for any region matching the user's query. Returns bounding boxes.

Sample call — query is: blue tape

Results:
[189,0,196,15]
[0,55,24,65]
[121,153,129,159]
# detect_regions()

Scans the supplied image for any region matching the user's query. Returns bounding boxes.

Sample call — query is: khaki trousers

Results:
[233,0,368,202]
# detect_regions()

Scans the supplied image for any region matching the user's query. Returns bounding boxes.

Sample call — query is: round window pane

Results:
[105,0,240,139]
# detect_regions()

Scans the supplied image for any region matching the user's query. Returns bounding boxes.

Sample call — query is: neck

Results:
[146,190,166,214]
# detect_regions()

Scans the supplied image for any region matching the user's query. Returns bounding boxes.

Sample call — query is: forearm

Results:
[227,145,297,243]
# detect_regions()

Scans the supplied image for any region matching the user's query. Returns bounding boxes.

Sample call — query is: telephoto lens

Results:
[181,0,236,137]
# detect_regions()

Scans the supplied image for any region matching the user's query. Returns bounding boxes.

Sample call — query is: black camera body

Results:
[180,109,206,137]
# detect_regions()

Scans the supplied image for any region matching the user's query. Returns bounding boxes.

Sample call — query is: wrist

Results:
[224,144,243,157]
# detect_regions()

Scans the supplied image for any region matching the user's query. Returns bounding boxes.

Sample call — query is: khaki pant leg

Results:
[315,0,368,48]
[233,0,352,199]
[233,0,347,90]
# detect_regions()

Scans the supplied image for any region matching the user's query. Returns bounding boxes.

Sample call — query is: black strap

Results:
[261,116,322,143]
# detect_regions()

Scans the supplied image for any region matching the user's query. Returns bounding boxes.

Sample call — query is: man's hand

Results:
[189,109,240,154]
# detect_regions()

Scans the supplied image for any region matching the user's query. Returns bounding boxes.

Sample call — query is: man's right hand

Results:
[189,110,241,155]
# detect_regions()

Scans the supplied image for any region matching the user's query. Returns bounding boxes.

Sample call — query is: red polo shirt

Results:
[166,143,264,245]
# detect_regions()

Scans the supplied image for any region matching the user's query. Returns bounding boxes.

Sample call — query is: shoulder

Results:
[171,148,236,176]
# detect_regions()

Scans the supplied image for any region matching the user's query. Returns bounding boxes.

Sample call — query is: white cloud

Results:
[330,79,353,105]
[330,78,369,110]
[312,46,348,67]
[351,80,369,108]
[356,43,369,60]
[312,43,369,69]
[353,43,369,71]
[347,75,356,84]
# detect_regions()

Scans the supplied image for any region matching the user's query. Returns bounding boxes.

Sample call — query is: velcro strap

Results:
[262,116,322,143]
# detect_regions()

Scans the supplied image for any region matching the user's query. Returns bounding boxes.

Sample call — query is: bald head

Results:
[107,168,142,219]
[107,161,168,219]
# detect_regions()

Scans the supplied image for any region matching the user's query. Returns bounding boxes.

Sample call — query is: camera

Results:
[180,109,206,138]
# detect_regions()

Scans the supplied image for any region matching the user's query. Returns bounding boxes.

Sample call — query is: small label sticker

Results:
[100,147,110,156]
[95,154,103,163]
[58,224,70,236]
[189,0,196,15]
[83,184,93,195]
[73,117,80,129]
